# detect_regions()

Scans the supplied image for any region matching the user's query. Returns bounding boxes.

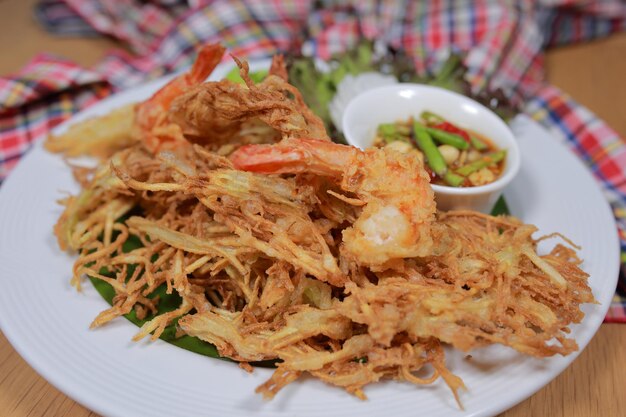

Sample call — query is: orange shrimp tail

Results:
[187,43,227,84]
[151,43,226,108]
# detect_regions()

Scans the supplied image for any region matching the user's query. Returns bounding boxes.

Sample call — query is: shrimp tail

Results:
[188,43,226,83]
[152,43,226,109]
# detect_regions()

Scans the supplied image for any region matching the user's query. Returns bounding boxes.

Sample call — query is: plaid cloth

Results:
[1,0,625,322]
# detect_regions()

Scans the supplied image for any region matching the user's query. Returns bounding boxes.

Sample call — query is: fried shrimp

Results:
[134,42,226,153]
[169,56,329,146]
[48,43,595,407]
[231,137,436,266]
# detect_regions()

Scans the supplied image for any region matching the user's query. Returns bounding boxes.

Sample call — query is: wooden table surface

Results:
[1,1,625,416]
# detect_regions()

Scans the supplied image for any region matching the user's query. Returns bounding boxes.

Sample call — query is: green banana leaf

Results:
[90,232,278,367]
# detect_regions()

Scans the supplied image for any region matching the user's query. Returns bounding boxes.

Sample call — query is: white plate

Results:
[0,62,620,417]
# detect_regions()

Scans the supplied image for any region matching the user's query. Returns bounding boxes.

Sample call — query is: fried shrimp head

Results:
[168,57,329,147]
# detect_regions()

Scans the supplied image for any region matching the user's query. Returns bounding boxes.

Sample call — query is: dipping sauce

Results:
[373,111,506,187]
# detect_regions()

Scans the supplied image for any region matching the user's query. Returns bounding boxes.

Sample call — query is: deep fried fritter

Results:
[50,49,594,406]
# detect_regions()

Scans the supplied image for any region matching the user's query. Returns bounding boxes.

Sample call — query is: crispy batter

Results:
[49,46,595,406]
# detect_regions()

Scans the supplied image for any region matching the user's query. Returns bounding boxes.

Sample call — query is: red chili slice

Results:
[432,122,471,143]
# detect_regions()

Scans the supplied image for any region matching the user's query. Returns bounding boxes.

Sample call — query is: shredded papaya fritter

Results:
[47,43,594,406]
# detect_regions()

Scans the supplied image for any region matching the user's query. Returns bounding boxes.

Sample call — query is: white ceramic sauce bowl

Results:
[342,84,520,213]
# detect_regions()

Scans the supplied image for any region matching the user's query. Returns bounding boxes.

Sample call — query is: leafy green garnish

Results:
[286,40,519,140]
[287,40,377,139]
[490,195,510,216]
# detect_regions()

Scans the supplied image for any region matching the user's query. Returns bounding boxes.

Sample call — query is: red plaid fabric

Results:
[1,0,625,321]
[62,0,187,55]
[0,54,110,178]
